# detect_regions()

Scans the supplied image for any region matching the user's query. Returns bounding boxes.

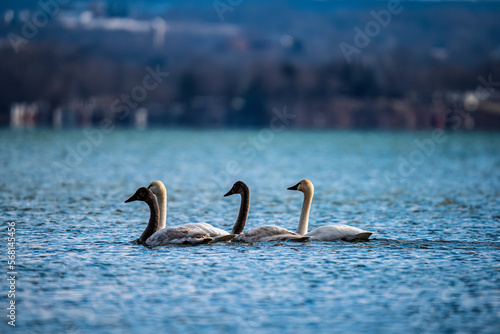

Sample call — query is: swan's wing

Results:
[306,224,372,241]
[237,225,309,242]
[146,227,213,246]
[178,223,229,237]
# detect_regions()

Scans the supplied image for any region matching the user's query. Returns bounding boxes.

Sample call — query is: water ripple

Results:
[0,130,499,333]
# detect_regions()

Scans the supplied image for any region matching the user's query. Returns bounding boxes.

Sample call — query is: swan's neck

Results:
[155,188,167,230]
[139,193,160,244]
[231,187,250,235]
[296,190,313,235]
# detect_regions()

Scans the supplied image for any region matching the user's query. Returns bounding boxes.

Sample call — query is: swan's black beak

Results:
[224,189,234,197]
[287,182,300,191]
[125,194,137,203]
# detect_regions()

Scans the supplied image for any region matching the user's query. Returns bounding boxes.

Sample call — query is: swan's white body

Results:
[146,226,212,246]
[180,223,230,237]
[148,181,235,241]
[234,225,309,243]
[289,179,373,241]
[305,224,372,241]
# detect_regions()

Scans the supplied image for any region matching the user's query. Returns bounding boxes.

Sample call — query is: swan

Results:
[147,180,236,242]
[224,181,309,242]
[288,179,373,241]
[125,187,213,246]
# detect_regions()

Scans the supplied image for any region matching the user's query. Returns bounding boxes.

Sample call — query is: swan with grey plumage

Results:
[147,180,236,242]
[224,181,309,242]
[125,187,214,246]
[288,179,373,241]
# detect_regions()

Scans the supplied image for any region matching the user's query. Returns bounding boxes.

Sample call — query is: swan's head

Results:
[125,187,152,203]
[147,180,166,196]
[287,179,314,194]
[224,181,248,197]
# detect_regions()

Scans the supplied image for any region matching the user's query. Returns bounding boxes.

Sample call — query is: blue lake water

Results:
[1,129,499,333]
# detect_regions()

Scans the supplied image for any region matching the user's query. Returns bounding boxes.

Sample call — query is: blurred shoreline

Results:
[1,0,500,129]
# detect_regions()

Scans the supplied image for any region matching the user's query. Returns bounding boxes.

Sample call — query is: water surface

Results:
[1,129,499,333]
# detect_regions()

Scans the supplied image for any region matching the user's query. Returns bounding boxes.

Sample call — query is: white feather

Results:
[306,224,372,241]
[234,225,309,242]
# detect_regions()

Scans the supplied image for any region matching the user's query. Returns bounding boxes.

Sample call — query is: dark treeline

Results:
[1,0,500,128]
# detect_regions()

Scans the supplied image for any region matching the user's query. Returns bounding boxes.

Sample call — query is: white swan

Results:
[147,180,236,242]
[288,179,373,241]
[125,187,213,246]
[224,181,309,242]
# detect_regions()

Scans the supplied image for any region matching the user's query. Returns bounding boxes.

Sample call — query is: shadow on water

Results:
[121,237,500,252]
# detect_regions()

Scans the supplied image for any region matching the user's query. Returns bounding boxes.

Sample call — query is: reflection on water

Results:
[1,129,499,333]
